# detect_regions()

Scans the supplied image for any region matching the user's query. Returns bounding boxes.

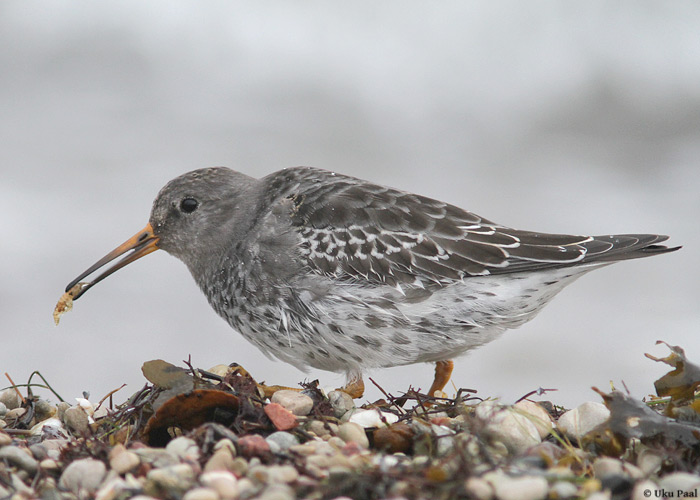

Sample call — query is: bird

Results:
[64,166,679,398]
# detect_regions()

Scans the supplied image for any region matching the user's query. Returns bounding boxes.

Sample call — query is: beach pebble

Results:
[658,472,700,493]
[63,406,90,434]
[257,483,295,500]
[464,477,493,500]
[557,402,609,440]
[238,434,271,457]
[328,390,354,418]
[0,402,7,418]
[204,444,237,473]
[488,474,548,500]
[182,487,220,500]
[30,417,64,437]
[271,390,314,416]
[550,481,579,499]
[59,458,107,495]
[166,436,200,461]
[134,447,181,468]
[266,431,299,453]
[200,471,239,500]
[475,401,541,454]
[636,448,663,476]
[338,422,369,448]
[145,464,196,497]
[109,443,140,474]
[0,431,11,447]
[348,408,399,428]
[0,389,21,410]
[265,403,298,431]
[514,400,553,439]
[0,446,38,474]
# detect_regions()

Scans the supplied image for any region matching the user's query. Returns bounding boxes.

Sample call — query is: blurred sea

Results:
[2,1,699,408]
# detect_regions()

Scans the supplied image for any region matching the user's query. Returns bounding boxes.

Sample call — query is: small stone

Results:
[109,443,141,474]
[306,419,337,438]
[200,471,239,500]
[337,422,369,448]
[134,447,181,468]
[63,406,90,434]
[166,436,200,461]
[257,483,295,500]
[238,434,271,457]
[658,472,700,493]
[264,403,298,431]
[204,445,237,473]
[270,390,314,416]
[59,458,107,495]
[41,438,70,460]
[5,407,27,423]
[631,480,658,500]
[464,477,493,500]
[0,389,21,410]
[40,458,59,470]
[30,417,65,437]
[0,402,7,417]
[490,474,548,500]
[550,481,579,499]
[348,408,399,428]
[592,457,624,478]
[556,402,609,441]
[183,487,220,500]
[95,475,144,500]
[636,448,663,476]
[266,431,299,453]
[0,431,11,447]
[56,401,70,421]
[328,390,354,418]
[514,400,553,439]
[266,465,299,484]
[34,400,57,421]
[0,446,38,473]
[145,464,196,497]
[475,401,541,455]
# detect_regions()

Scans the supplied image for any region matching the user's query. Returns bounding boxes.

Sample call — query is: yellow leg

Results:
[427,360,454,397]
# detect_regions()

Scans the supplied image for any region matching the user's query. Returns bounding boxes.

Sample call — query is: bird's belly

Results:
[214,266,593,375]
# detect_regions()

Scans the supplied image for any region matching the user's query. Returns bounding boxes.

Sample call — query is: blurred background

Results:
[2,1,698,409]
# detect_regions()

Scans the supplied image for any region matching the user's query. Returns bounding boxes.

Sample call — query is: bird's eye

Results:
[180,198,199,214]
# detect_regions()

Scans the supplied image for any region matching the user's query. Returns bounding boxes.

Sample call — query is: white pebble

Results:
[337,422,369,448]
[271,390,314,416]
[513,400,553,439]
[200,471,239,500]
[348,408,399,428]
[475,401,541,454]
[556,402,609,441]
[166,436,200,461]
[490,474,548,500]
[59,458,107,495]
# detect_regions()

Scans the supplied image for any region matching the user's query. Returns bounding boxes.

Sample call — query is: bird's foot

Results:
[338,377,365,399]
[427,360,454,398]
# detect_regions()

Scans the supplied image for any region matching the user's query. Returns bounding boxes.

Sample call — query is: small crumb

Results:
[53,283,86,326]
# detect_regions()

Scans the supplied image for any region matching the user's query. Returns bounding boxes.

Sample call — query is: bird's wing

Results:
[263,167,673,285]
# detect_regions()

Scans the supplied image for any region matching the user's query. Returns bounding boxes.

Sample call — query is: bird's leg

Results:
[338,375,365,399]
[427,360,454,397]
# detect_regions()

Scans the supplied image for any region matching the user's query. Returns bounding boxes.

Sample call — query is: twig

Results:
[96,384,127,412]
[26,371,65,402]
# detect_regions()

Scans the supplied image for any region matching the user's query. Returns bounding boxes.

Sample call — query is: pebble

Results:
[30,417,64,437]
[348,408,399,428]
[270,390,314,416]
[200,471,239,500]
[0,389,21,410]
[109,443,141,474]
[550,481,579,499]
[0,402,7,417]
[637,448,663,476]
[5,408,27,424]
[489,474,548,500]
[475,401,541,454]
[306,419,337,438]
[327,390,354,418]
[658,472,700,493]
[265,403,298,431]
[257,483,295,500]
[34,400,57,421]
[134,447,181,468]
[0,446,39,474]
[63,406,90,434]
[337,422,369,449]
[464,477,493,500]
[166,436,201,461]
[95,475,143,500]
[266,431,299,453]
[204,444,237,473]
[556,402,610,441]
[0,431,11,446]
[514,400,553,439]
[59,458,107,495]
[145,464,196,497]
[182,486,220,500]
[238,434,271,457]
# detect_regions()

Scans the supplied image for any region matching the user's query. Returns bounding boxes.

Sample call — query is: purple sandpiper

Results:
[64,167,680,397]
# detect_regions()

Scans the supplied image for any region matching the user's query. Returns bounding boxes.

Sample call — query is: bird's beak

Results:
[65,223,160,301]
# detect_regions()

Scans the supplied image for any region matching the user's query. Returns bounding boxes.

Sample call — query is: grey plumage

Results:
[67,166,679,386]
